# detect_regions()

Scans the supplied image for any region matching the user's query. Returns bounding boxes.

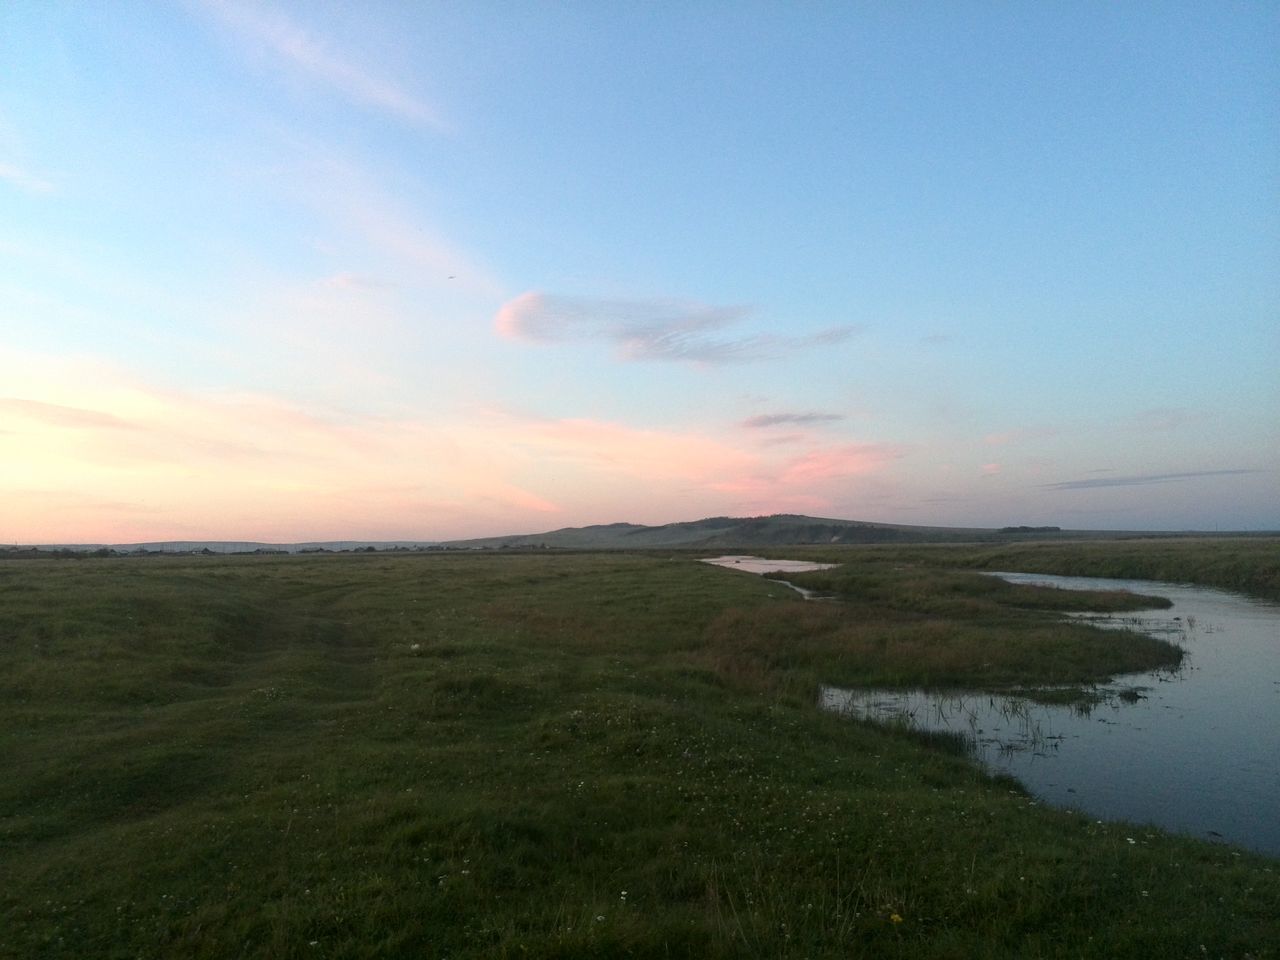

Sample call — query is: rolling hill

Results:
[439,514,1039,550]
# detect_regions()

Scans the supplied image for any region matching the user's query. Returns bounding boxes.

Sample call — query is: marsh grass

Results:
[758,536,1280,601]
[714,565,1183,694]
[1,550,1276,958]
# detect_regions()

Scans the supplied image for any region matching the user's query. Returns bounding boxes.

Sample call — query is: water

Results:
[699,555,838,575]
[700,555,839,599]
[823,572,1280,857]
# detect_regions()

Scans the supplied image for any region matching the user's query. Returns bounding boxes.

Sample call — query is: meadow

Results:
[761,536,1280,602]
[2,542,1278,958]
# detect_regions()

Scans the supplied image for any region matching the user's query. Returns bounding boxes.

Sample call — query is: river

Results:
[823,572,1280,857]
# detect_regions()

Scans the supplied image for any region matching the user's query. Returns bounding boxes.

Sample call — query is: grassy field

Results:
[759,536,1280,601]
[2,547,1277,958]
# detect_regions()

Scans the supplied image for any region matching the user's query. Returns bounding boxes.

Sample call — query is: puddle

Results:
[700,555,839,599]
[700,555,839,575]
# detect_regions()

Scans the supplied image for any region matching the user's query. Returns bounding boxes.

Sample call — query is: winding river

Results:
[702,558,1280,857]
[826,572,1280,857]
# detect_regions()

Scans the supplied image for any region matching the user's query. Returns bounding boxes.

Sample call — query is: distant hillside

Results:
[441,514,1013,550]
[10,517,1252,558]
[20,540,438,556]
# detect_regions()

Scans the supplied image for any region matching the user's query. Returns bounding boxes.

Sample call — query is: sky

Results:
[1,1,1277,543]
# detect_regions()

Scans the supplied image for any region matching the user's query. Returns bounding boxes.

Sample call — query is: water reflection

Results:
[699,555,838,575]
[824,572,1280,858]
[700,555,839,599]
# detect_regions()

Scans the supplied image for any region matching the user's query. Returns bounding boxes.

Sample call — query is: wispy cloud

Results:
[0,372,556,541]
[1043,469,1257,491]
[495,292,857,364]
[321,271,394,290]
[708,443,904,498]
[2,348,910,541]
[741,412,845,429]
[196,0,443,128]
[0,398,137,431]
[0,162,55,194]
[756,433,806,447]
[285,150,502,297]
[778,443,904,484]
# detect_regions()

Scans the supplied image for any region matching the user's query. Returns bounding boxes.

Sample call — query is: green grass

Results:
[1,549,1277,958]
[756,536,1280,601]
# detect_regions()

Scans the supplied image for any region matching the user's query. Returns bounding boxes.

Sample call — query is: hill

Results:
[16,516,1260,557]
[16,540,438,556]
[441,513,1020,550]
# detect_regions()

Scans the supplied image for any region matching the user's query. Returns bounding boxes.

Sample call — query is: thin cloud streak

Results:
[322,272,394,290]
[756,433,806,447]
[708,442,904,497]
[1,378,560,541]
[196,0,443,128]
[0,162,55,194]
[742,412,845,429]
[495,292,857,364]
[1043,469,1257,490]
[779,443,904,484]
[0,398,138,431]
[285,150,503,298]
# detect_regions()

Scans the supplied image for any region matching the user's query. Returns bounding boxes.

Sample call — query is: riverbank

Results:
[2,550,1277,957]
[820,570,1280,856]
[752,536,1280,601]
[748,561,1182,692]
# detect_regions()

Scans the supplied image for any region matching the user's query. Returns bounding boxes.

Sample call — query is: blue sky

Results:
[1,1,1276,542]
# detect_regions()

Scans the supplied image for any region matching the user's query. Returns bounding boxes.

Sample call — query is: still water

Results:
[699,555,839,575]
[699,555,840,599]
[824,573,1280,857]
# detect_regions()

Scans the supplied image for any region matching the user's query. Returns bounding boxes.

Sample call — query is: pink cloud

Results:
[780,443,905,484]
[705,441,905,517]
[478,483,562,515]
[494,291,543,340]
[741,411,845,429]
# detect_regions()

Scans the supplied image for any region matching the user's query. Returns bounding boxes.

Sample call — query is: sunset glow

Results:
[2,2,1276,542]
